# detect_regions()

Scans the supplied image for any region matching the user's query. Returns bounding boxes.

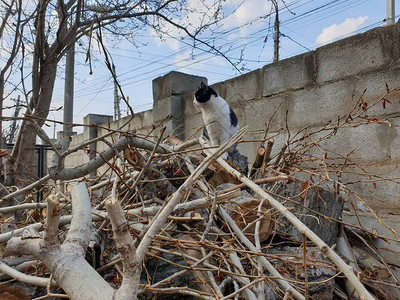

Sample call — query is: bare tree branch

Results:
[0,261,56,287]
[201,139,376,300]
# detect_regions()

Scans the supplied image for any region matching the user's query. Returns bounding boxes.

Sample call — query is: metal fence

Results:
[7,143,53,201]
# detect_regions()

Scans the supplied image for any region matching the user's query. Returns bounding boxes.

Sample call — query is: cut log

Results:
[266,246,336,299]
[207,148,248,187]
[251,138,274,179]
[249,145,265,178]
[220,185,274,244]
[353,246,391,279]
[207,163,239,187]
[362,279,398,300]
[262,139,274,169]
[227,146,248,175]
[272,180,344,245]
[86,226,106,269]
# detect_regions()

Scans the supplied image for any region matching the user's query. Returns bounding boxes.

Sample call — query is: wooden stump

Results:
[272,180,344,245]
[220,185,274,244]
[265,246,336,299]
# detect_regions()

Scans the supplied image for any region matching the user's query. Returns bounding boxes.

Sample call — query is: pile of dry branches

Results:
[0,89,399,300]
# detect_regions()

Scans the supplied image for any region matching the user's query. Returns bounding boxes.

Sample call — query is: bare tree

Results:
[0,2,396,300]
[0,0,23,151]
[0,0,232,188]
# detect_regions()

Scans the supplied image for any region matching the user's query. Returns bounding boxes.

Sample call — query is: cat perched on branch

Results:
[194,82,239,158]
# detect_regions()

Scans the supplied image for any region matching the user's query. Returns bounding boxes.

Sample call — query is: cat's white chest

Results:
[194,96,239,147]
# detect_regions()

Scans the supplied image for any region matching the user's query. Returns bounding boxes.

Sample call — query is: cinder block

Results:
[104,114,136,132]
[170,96,184,137]
[386,117,400,159]
[237,131,265,166]
[342,162,400,211]
[70,133,85,148]
[183,93,198,117]
[152,96,183,137]
[353,68,400,117]
[379,21,400,62]
[316,27,386,83]
[286,80,355,129]
[130,113,144,131]
[136,126,153,136]
[263,52,316,96]
[184,112,203,139]
[83,114,113,140]
[244,95,288,134]
[153,97,171,123]
[233,105,245,129]
[108,115,142,134]
[64,151,89,169]
[300,118,399,166]
[152,71,207,101]
[83,114,113,126]
[141,110,154,128]
[214,69,263,104]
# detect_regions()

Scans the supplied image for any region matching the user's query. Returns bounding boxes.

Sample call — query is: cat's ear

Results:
[200,81,208,90]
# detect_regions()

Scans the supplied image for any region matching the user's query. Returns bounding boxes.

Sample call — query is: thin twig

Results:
[302,234,308,300]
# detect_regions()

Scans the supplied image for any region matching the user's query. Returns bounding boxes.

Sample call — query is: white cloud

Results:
[149,0,273,51]
[316,16,368,45]
[220,0,272,39]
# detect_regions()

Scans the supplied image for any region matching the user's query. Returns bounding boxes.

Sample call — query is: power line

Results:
[71,0,383,112]
[70,1,320,96]
[280,32,312,52]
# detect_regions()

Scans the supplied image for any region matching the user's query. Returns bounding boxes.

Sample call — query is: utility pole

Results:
[387,0,395,25]
[113,64,121,120]
[52,115,56,139]
[272,0,279,62]
[126,96,130,116]
[63,42,75,132]
[8,95,21,144]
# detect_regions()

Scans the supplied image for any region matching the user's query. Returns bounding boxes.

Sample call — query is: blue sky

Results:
[2,0,398,137]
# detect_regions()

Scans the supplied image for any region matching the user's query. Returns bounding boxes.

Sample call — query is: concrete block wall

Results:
[60,22,400,253]
[183,22,400,267]
[210,22,400,213]
[63,131,89,169]
[153,71,207,137]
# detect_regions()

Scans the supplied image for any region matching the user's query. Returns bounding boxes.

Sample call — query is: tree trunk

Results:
[0,74,4,178]
[13,58,58,187]
[4,184,116,300]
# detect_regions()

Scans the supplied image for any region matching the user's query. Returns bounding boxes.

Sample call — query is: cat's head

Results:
[194,82,218,103]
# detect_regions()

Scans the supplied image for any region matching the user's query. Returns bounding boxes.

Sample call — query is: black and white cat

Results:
[194,82,239,155]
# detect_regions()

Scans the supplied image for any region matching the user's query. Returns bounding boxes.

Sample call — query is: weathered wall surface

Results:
[183,22,400,210]
[61,22,400,254]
